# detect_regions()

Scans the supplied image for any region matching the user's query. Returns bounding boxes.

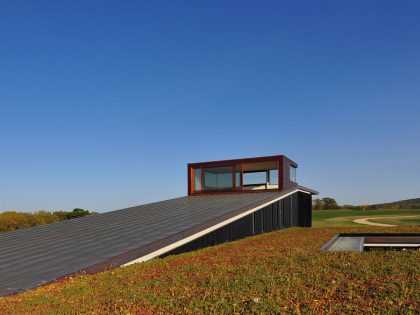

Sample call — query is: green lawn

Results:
[369,216,420,226]
[0,225,419,314]
[312,209,420,227]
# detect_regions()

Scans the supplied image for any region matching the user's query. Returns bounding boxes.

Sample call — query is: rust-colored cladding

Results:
[282,156,298,191]
[278,158,283,191]
[187,165,192,196]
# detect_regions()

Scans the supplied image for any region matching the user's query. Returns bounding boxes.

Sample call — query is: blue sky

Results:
[1,1,419,212]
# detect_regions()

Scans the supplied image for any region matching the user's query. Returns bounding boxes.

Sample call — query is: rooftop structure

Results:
[188,155,298,195]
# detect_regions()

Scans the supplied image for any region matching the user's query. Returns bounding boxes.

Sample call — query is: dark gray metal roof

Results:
[0,186,316,296]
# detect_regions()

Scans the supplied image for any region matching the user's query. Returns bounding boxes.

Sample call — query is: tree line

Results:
[312,197,420,210]
[0,208,96,233]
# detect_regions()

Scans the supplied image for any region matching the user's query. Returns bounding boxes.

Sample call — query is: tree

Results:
[0,209,97,234]
[52,211,69,221]
[322,197,339,210]
[312,198,324,210]
[66,208,91,220]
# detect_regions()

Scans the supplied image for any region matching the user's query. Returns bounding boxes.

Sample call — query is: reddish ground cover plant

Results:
[0,226,419,314]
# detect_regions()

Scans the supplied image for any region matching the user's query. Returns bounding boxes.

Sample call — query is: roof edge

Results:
[297,185,319,195]
[188,154,294,167]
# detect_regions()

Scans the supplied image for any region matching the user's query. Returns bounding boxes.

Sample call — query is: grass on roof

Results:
[0,225,419,314]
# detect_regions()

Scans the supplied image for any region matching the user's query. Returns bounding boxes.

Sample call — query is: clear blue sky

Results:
[1,1,419,212]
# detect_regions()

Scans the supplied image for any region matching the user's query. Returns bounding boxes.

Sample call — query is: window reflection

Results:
[194,168,201,191]
[290,166,297,182]
[202,166,233,190]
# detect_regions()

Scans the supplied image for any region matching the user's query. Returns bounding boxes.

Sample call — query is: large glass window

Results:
[194,168,201,191]
[269,169,278,185]
[243,171,267,186]
[235,164,242,189]
[192,161,282,193]
[290,166,297,182]
[202,166,233,190]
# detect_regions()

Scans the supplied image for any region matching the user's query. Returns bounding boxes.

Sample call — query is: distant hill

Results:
[370,198,420,209]
[339,198,420,210]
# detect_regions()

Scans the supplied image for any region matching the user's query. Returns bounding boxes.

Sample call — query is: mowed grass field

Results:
[312,209,420,227]
[0,225,419,314]
[370,216,420,226]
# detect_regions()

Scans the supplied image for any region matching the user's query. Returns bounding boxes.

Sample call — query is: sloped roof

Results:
[0,186,316,296]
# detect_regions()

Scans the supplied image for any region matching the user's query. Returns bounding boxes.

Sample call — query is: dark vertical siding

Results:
[298,191,312,227]
[263,205,272,232]
[162,192,312,257]
[254,210,263,234]
[291,193,298,226]
[278,199,283,229]
[283,197,291,228]
[272,202,278,230]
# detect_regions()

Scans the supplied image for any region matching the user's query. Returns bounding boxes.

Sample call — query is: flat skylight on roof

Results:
[321,234,420,252]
